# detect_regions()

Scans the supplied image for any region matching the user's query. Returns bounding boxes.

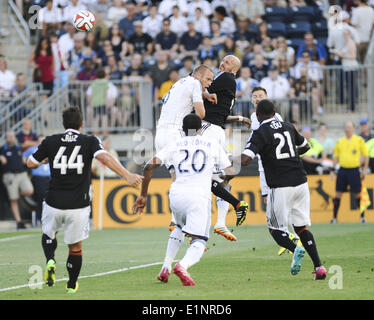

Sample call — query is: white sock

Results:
[215,197,229,227]
[162,227,184,271]
[179,240,206,270]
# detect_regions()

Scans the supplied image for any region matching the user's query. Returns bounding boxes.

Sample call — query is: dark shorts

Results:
[336,167,361,193]
[93,105,107,117]
[42,81,54,97]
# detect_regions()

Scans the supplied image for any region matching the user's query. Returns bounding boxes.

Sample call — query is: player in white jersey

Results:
[133,115,246,286]
[250,86,301,255]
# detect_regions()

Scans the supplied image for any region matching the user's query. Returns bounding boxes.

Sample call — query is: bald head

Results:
[219,55,241,74]
[344,120,355,137]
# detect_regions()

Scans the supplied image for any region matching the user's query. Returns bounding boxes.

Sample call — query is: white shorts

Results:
[201,121,225,148]
[259,171,270,197]
[169,189,211,240]
[266,182,311,233]
[41,202,90,245]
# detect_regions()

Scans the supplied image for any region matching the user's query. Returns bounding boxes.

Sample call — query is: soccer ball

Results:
[73,10,95,32]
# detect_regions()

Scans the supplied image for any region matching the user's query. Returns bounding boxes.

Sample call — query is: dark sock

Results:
[333,198,341,219]
[269,229,296,252]
[294,226,321,269]
[66,250,82,289]
[41,234,57,264]
[211,180,240,209]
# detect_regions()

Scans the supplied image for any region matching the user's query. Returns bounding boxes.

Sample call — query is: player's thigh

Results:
[336,168,348,192]
[259,171,270,197]
[291,182,311,228]
[63,206,91,245]
[41,202,64,240]
[169,191,187,228]
[2,173,19,200]
[266,187,292,233]
[183,195,211,240]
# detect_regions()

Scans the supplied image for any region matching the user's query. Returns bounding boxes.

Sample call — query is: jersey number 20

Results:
[178,149,207,173]
[53,146,84,175]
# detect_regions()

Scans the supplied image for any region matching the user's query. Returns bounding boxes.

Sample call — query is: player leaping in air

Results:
[27,107,143,293]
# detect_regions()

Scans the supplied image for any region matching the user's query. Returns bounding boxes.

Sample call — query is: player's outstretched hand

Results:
[127,173,144,187]
[133,196,147,214]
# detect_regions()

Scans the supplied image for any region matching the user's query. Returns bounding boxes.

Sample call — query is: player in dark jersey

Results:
[202,55,251,241]
[237,99,327,280]
[27,107,143,293]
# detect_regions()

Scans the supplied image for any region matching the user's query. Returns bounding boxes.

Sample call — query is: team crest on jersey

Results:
[270,121,282,130]
[61,131,78,142]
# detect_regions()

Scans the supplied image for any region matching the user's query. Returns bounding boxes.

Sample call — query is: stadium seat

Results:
[289,6,315,22]
[317,37,328,48]
[267,22,287,38]
[312,20,328,38]
[286,21,311,38]
[286,38,305,51]
[263,7,289,23]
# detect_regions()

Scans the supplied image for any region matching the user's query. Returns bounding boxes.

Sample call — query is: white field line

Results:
[0,234,38,242]
[0,261,164,292]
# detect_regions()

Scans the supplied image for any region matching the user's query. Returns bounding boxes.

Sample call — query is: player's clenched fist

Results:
[127,173,144,187]
[133,196,147,214]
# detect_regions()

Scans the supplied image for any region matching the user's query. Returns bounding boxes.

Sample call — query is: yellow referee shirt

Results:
[334,134,369,168]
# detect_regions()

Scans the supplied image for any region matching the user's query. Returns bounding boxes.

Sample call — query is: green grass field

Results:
[0,223,373,300]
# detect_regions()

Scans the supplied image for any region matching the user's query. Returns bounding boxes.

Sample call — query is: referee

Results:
[331,121,369,223]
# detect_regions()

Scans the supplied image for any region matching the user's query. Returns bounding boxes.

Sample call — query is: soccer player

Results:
[202,55,251,241]
[133,114,246,286]
[250,86,300,255]
[27,107,143,293]
[238,99,326,280]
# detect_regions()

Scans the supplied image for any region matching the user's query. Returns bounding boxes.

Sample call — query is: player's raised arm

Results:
[95,152,143,187]
[225,115,252,129]
[193,101,205,119]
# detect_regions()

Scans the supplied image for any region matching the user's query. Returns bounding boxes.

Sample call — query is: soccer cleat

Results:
[173,263,195,286]
[66,282,79,294]
[278,246,287,256]
[43,259,56,287]
[313,265,327,280]
[235,201,249,226]
[277,233,299,256]
[360,217,367,224]
[214,226,237,241]
[157,267,170,283]
[168,221,176,232]
[330,218,337,224]
[290,246,305,275]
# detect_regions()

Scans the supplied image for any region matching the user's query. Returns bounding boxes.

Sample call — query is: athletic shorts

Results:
[169,189,211,241]
[2,172,34,200]
[336,167,361,193]
[93,105,107,117]
[41,202,90,245]
[266,182,311,233]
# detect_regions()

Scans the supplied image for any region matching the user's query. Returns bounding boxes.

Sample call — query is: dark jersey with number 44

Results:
[30,129,105,210]
[243,118,308,188]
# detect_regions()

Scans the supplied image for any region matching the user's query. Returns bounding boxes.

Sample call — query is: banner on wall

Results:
[91,175,374,229]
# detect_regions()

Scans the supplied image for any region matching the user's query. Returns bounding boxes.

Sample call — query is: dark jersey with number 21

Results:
[31,129,105,210]
[244,118,308,188]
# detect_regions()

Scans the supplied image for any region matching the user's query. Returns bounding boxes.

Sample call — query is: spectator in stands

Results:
[179,18,203,59]
[299,126,325,174]
[260,65,290,117]
[235,66,258,116]
[276,57,291,79]
[142,5,163,39]
[57,22,75,84]
[107,0,128,27]
[118,85,135,127]
[273,36,295,67]
[197,36,219,62]
[233,15,253,55]
[0,131,34,230]
[158,0,189,17]
[106,54,123,81]
[289,0,307,7]
[123,53,149,79]
[107,23,126,58]
[292,50,323,82]
[351,0,374,63]
[359,117,373,142]
[315,122,335,159]
[38,0,62,36]
[155,18,179,60]
[192,7,211,36]
[188,0,213,17]
[67,33,86,80]
[93,12,109,43]
[209,19,227,52]
[249,54,269,82]
[178,55,195,77]
[77,58,97,81]
[243,43,265,66]
[16,118,38,152]
[235,0,264,24]
[202,56,219,74]
[29,36,55,98]
[22,135,50,224]
[159,69,179,100]
[149,50,173,104]
[366,136,374,173]
[10,73,27,98]
[296,32,328,65]
[128,21,154,59]
[91,136,120,178]
[0,57,16,97]
[213,6,236,35]
[119,2,141,39]
[170,5,188,37]
[98,39,119,67]
[219,36,243,61]
[255,21,270,44]
[62,0,85,23]
[88,0,111,20]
